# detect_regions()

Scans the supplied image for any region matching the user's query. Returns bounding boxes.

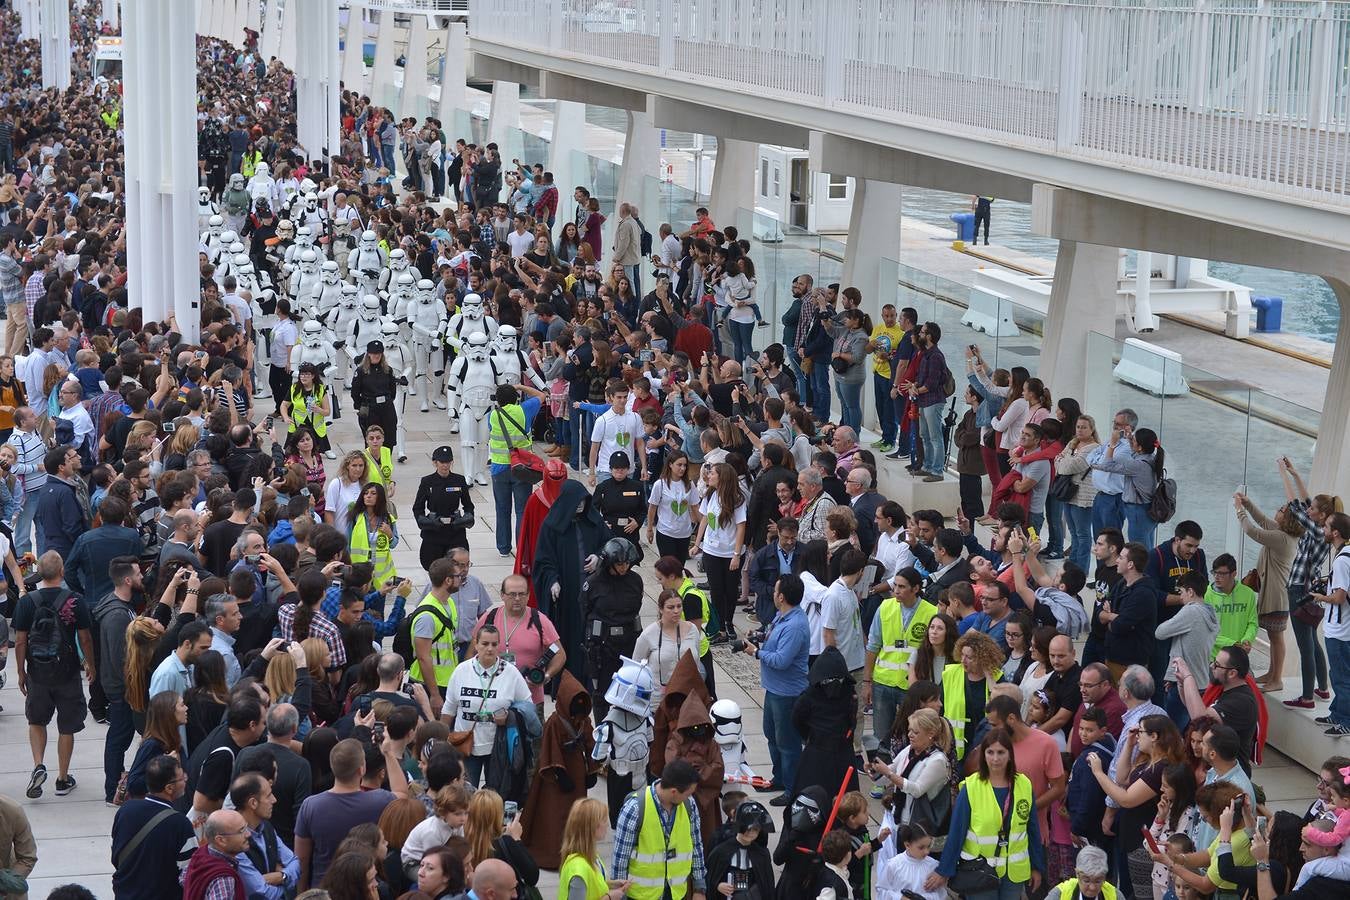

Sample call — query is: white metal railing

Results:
[351,0,469,12]
[469,0,1350,207]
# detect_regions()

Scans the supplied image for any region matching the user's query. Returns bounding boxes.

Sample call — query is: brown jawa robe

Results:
[664,692,725,847]
[649,650,711,776]
[520,670,597,870]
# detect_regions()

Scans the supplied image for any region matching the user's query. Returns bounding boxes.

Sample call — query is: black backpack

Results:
[1148,469,1178,523]
[393,600,457,670]
[635,217,653,257]
[27,589,74,682]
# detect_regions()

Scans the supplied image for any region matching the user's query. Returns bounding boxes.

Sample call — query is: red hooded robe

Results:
[515,459,568,607]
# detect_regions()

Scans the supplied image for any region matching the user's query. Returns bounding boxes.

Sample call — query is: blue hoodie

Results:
[1068,733,1118,842]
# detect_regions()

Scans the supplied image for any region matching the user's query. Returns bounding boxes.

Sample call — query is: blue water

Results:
[899,186,1340,344]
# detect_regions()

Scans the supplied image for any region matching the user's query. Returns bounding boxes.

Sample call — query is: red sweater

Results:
[182,845,246,900]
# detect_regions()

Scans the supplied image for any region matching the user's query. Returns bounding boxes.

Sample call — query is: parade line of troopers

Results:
[198,176,544,484]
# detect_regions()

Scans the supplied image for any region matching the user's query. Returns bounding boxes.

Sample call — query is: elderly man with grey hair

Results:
[844,465,883,556]
[1103,664,1165,826]
[235,702,313,845]
[1045,845,1111,899]
[796,467,835,543]
[205,593,244,688]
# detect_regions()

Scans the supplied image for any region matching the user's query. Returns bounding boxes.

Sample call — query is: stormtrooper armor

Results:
[591,657,655,783]
[379,318,412,461]
[312,262,345,328]
[210,229,238,274]
[288,249,322,316]
[197,187,219,233]
[215,238,244,285]
[710,698,757,782]
[408,279,448,411]
[444,331,498,484]
[346,296,385,389]
[222,174,250,232]
[284,225,316,276]
[444,292,499,355]
[347,230,387,299]
[200,214,225,259]
[491,325,546,390]
[386,270,418,329]
[290,320,337,380]
[295,191,328,235]
[378,248,409,296]
[327,285,363,389]
[246,160,275,208]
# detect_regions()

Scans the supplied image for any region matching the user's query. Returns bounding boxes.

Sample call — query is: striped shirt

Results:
[5,428,47,493]
[23,272,43,323]
[0,252,21,306]
[1288,498,1331,587]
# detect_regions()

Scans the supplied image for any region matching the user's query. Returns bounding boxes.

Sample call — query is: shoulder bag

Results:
[448,667,498,757]
[948,782,1014,895]
[495,406,544,485]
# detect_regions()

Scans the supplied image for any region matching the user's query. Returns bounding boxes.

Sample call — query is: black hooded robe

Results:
[791,647,860,802]
[531,480,609,681]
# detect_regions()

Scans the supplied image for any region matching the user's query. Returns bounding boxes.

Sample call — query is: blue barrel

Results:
[1252,296,1283,333]
[950,212,975,243]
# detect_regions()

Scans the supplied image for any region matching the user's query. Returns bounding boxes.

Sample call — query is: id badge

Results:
[500,651,515,666]
[894,639,904,649]
[376,395,387,404]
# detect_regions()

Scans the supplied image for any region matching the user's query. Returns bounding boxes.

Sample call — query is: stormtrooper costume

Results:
[444,292,499,355]
[215,239,245,286]
[408,278,448,411]
[378,248,410,297]
[294,190,328,237]
[235,256,278,390]
[246,160,276,209]
[378,318,412,461]
[200,215,225,260]
[290,319,340,426]
[266,219,295,279]
[327,285,363,396]
[284,225,317,278]
[491,325,546,390]
[312,262,345,331]
[221,174,251,232]
[288,249,322,317]
[386,270,418,331]
[710,698,757,783]
[444,331,499,482]
[196,187,219,233]
[592,657,655,821]
[347,230,387,300]
[345,296,385,390]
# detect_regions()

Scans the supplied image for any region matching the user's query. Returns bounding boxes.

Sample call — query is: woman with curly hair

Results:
[942,629,1005,760]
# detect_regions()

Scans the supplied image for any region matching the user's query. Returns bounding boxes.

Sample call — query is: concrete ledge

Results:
[961,286,1022,337]
[541,71,647,111]
[1263,693,1341,777]
[875,466,963,518]
[468,52,539,86]
[1112,337,1189,397]
[652,96,808,148]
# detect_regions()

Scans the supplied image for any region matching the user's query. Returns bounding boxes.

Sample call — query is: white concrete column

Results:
[840,178,902,309]
[341,7,367,96]
[230,0,248,44]
[246,0,261,33]
[39,0,71,91]
[1038,240,1118,403]
[17,0,38,41]
[210,0,227,39]
[370,10,398,109]
[1312,274,1350,504]
[486,80,522,161]
[100,0,119,30]
[124,0,201,340]
[616,107,661,226]
[708,138,758,231]
[400,15,430,117]
[294,0,341,162]
[548,100,586,229]
[279,0,299,68]
[260,0,280,60]
[437,21,468,127]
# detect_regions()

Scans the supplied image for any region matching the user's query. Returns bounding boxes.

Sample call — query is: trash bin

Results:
[950,212,975,244]
[1252,296,1283,333]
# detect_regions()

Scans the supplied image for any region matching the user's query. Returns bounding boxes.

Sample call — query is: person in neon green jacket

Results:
[1205,552,1258,655]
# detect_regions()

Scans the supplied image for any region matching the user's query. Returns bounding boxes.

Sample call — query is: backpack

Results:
[26,589,74,682]
[1148,468,1178,523]
[635,217,653,257]
[484,605,543,643]
[941,360,956,398]
[393,600,457,670]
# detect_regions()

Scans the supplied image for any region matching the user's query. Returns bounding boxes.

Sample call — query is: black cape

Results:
[791,647,860,801]
[531,480,609,680]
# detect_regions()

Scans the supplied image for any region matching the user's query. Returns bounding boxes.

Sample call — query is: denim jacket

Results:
[967,368,1008,428]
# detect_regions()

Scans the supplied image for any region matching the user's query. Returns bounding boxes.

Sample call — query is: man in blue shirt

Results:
[967,580,1013,652]
[230,772,301,899]
[741,572,809,807]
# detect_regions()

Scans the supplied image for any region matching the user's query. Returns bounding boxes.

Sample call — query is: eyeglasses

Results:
[1212,569,1234,577]
[502,591,528,598]
[1211,661,1236,671]
[1079,680,1106,690]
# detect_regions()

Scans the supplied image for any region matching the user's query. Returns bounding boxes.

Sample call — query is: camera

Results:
[163,420,176,433]
[278,641,290,653]
[402,681,417,697]
[523,645,557,685]
[245,554,261,566]
[730,629,767,653]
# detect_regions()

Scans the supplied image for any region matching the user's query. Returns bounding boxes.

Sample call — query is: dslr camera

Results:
[730,629,768,653]
[523,645,557,685]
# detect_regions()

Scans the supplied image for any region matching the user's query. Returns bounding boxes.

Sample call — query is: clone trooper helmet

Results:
[228,173,244,191]
[301,320,325,346]
[358,230,378,252]
[461,292,484,320]
[710,699,744,753]
[388,249,408,270]
[604,657,654,717]
[320,261,340,284]
[492,324,517,354]
[275,219,295,241]
[198,186,210,204]
[360,295,381,318]
[380,318,400,341]
[304,192,319,213]
[789,791,825,832]
[339,284,361,308]
[298,249,319,273]
[207,214,224,234]
[295,225,314,247]
[220,230,239,247]
[255,161,270,178]
[464,331,491,360]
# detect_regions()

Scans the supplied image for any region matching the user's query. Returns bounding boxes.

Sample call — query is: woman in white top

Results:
[1054,413,1102,575]
[722,258,758,366]
[799,537,831,660]
[632,589,703,703]
[646,450,696,563]
[989,367,1031,476]
[441,624,534,787]
[1018,624,1056,722]
[693,462,747,641]
[323,450,369,534]
[867,708,952,828]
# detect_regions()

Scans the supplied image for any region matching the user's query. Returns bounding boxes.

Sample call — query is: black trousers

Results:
[703,552,740,638]
[268,364,292,416]
[419,530,468,571]
[357,405,397,451]
[959,472,986,521]
[655,531,690,563]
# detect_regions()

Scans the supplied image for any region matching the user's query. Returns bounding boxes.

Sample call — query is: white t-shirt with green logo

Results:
[698,490,747,559]
[591,409,642,474]
[649,478,695,538]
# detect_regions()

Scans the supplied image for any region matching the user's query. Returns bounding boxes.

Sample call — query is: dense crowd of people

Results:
[0,4,1341,900]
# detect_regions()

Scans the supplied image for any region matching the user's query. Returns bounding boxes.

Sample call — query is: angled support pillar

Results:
[437,21,468,130]
[124,0,200,341]
[280,0,299,68]
[708,138,758,233]
[39,0,71,91]
[341,6,367,95]
[840,179,901,312]
[400,14,430,118]
[294,0,341,162]
[260,0,280,61]
[616,107,661,231]
[547,100,585,229]
[370,10,398,110]
[245,0,261,33]
[1039,240,1119,405]
[486,81,522,166]
[1313,274,1350,504]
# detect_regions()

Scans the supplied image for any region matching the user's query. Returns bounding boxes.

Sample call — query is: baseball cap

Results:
[367,340,384,354]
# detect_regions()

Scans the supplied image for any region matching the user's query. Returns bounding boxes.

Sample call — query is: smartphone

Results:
[357,695,372,715]
[1256,815,1268,838]
[1026,525,1039,544]
[1141,826,1161,855]
[503,800,518,826]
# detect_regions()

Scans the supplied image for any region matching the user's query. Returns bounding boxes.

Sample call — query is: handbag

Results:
[799,356,814,375]
[448,668,498,756]
[1294,593,1326,626]
[1242,568,1261,593]
[495,406,544,485]
[948,783,1014,895]
[1048,472,1080,503]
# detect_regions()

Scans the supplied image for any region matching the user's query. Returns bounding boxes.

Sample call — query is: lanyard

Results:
[500,610,527,648]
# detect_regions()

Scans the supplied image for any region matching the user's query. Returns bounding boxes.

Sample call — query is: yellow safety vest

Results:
[874,598,938,690]
[1056,879,1118,900]
[960,773,1033,884]
[489,403,532,465]
[628,787,694,900]
[289,383,328,439]
[349,512,397,588]
[942,662,1000,758]
[409,592,460,687]
[363,446,394,489]
[557,854,609,900]
[241,151,260,177]
[678,576,712,657]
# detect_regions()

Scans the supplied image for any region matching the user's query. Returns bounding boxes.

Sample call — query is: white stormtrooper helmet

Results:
[298,249,319,275]
[232,253,254,277]
[710,699,744,753]
[604,657,655,717]
[302,320,325,346]
[207,215,223,235]
[395,270,417,293]
[299,177,317,195]
[320,261,339,284]
[416,279,435,302]
[227,241,246,256]
[492,325,517,355]
[228,173,244,191]
[380,318,400,340]
[198,186,210,204]
[464,331,491,361]
[255,161,270,179]
[275,219,295,241]
[361,295,381,318]
[304,192,319,213]
[294,225,314,248]
[388,249,407,271]
[358,230,378,252]
[461,292,484,321]
[220,230,239,246]
[340,284,361,308]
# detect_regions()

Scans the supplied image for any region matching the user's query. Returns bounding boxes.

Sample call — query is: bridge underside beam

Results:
[541,71,647,112]
[652,96,808,147]
[810,133,1034,202]
[469,53,538,87]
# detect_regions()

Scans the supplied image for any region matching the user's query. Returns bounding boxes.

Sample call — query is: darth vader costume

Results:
[530,478,609,681]
[792,647,860,801]
[772,785,831,900]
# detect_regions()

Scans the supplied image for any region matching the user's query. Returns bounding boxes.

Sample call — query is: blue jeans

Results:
[1065,504,1094,573]
[763,690,802,794]
[492,467,532,554]
[809,361,830,423]
[873,373,896,444]
[1289,582,1329,699]
[1123,501,1156,548]
[1092,491,1125,536]
[13,491,37,556]
[918,402,945,475]
[104,696,135,802]
[381,143,396,174]
[570,409,590,469]
[1327,637,1350,727]
[1028,510,1045,534]
[553,413,571,450]
[728,320,754,366]
[872,682,905,745]
[788,347,808,405]
[1163,681,1191,733]
[835,380,862,432]
[1044,495,1064,553]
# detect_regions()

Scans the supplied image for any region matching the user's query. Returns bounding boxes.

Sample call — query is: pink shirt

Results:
[474,607,562,704]
[1013,726,1065,840]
